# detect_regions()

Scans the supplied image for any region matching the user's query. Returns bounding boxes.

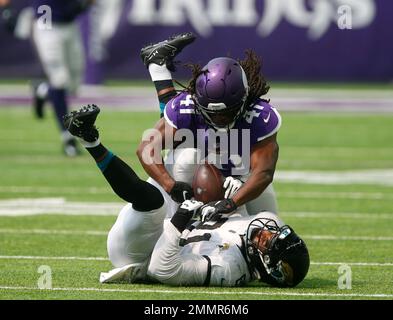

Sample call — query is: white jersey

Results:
[147,211,284,287]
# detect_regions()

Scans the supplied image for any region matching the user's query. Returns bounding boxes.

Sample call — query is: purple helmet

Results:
[193,57,249,129]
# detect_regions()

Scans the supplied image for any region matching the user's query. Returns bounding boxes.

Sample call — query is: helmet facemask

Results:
[245,218,309,287]
[193,88,249,131]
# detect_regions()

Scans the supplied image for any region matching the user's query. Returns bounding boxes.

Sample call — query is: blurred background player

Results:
[0,0,50,120]
[31,0,94,156]
[0,0,94,156]
[139,33,280,216]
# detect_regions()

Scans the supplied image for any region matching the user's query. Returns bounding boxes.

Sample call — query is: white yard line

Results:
[275,169,393,186]
[281,212,393,219]
[0,228,392,241]
[0,198,122,216]
[278,191,393,200]
[0,285,392,298]
[302,235,393,241]
[0,186,109,195]
[1,255,392,267]
[0,198,392,217]
[2,186,393,200]
[311,262,393,267]
[0,255,107,261]
[0,229,107,236]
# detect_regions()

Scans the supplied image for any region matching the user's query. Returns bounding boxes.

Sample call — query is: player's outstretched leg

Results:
[140,32,196,117]
[31,80,49,119]
[63,105,164,211]
[48,87,80,157]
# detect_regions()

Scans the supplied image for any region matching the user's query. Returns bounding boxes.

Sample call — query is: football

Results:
[192,163,225,203]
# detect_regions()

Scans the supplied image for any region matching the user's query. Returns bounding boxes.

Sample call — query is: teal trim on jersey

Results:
[97,151,115,172]
[159,102,166,113]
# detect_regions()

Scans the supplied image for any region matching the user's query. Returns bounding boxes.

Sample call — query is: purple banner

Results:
[1,0,392,82]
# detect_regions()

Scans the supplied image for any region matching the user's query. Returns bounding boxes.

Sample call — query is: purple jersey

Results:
[164,91,282,176]
[31,0,90,23]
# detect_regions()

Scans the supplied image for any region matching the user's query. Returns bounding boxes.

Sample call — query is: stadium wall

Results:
[0,0,392,83]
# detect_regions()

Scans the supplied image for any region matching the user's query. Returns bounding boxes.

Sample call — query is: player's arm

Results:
[231,133,279,207]
[136,117,176,193]
[136,113,194,202]
[147,201,210,285]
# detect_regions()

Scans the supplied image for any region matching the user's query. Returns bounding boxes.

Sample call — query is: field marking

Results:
[275,169,393,186]
[2,83,393,112]
[0,229,108,236]
[1,228,392,241]
[0,198,121,216]
[281,212,393,219]
[2,186,393,201]
[0,198,392,218]
[311,262,393,267]
[1,255,393,267]
[278,191,393,200]
[0,186,109,195]
[0,285,392,298]
[0,255,107,261]
[303,235,393,241]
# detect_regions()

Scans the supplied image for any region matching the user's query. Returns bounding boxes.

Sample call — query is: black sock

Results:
[103,157,164,211]
[85,144,164,211]
[86,144,108,162]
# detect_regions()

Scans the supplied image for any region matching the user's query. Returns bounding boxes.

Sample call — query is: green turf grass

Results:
[0,107,392,300]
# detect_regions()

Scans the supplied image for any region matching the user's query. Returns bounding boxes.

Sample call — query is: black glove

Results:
[171,200,204,232]
[169,181,194,203]
[199,199,237,222]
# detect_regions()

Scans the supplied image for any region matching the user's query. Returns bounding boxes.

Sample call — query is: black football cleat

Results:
[63,104,100,142]
[140,32,196,71]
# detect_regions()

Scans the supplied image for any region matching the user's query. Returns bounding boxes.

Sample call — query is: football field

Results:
[0,85,393,300]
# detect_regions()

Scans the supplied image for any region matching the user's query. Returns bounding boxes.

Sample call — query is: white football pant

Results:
[32,20,84,93]
[107,197,167,268]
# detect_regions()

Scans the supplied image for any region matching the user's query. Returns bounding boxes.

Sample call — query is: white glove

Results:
[223,176,244,199]
[179,199,204,218]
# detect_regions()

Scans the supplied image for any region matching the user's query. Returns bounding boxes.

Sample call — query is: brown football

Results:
[192,163,225,203]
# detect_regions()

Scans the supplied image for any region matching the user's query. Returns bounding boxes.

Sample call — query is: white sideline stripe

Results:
[0,255,107,261]
[278,191,393,200]
[303,235,393,241]
[0,255,392,267]
[0,198,122,216]
[275,169,393,186]
[0,286,392,298]
[281,212,393,219]
[1,186,393,200]
[311,262,393,267]
[0,186,109,195]
[0,198,392,218]
[0,229,107,236]
[1,228,393,241]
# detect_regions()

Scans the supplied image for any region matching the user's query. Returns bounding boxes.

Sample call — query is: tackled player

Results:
[63,104,309,288]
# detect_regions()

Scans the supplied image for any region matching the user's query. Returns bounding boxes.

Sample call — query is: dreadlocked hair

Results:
[184,50,269,109]
[239,49,270,109]
[184,63,204,94]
